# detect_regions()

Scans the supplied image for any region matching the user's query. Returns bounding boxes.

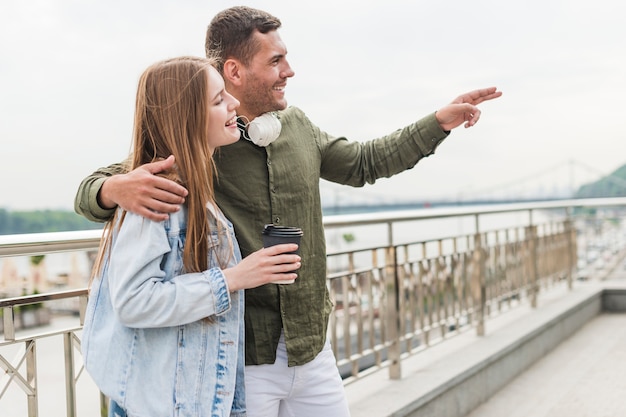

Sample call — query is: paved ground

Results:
[465,266,626,417]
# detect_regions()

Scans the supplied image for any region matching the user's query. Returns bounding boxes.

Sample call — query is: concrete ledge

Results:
[347,282,625,417]
[602,287,626,311]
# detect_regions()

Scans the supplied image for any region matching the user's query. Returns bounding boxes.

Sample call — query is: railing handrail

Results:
[322,197,626,227]
[0,230,102,257]
[0,289,88,308]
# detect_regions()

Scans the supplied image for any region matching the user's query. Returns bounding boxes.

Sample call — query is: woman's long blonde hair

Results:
[92,55,228,282]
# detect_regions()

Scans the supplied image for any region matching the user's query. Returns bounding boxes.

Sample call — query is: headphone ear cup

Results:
[247,113,282,147]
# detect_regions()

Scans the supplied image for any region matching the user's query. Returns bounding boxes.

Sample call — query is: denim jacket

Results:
[82,206,246,417]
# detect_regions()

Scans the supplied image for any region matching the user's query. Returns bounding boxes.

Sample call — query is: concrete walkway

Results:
[465,312,626,417]
[465,266,626,417]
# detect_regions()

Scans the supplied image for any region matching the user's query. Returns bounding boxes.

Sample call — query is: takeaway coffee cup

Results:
[262,224,303,284]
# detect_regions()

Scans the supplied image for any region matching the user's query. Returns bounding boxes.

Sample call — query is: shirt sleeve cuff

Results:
[204,268,232,315]
[89,177,117,221]
[413,112,450,157]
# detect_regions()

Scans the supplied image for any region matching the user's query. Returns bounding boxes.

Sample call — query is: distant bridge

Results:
[322,196,580,216]
[322,159,626,215]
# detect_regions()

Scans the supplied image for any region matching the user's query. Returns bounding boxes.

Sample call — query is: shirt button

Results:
[267,159,272,165]
[271,187,276,193]
[274,217,281,224]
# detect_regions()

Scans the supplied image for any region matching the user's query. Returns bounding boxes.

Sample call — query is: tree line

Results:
[575,163,626,198]
[0,208,102,235]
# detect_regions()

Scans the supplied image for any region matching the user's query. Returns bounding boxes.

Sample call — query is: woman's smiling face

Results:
[206,65,240,154]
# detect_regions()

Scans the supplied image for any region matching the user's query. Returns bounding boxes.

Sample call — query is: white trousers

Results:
[245,333,351,417]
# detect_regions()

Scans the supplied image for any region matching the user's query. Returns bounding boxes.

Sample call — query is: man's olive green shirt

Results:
[75,106,448,366]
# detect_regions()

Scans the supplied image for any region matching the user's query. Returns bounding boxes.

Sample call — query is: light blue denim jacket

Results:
[82,206,246,417]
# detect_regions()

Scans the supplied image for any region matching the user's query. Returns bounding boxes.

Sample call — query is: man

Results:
[75,6,502,417]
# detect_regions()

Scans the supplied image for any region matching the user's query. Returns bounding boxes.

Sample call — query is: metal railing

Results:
[2,198,626,416]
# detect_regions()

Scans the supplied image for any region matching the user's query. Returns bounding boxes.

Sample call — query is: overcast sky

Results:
[2,0,626,211]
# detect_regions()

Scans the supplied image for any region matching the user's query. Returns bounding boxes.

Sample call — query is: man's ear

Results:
[222,59,243,87]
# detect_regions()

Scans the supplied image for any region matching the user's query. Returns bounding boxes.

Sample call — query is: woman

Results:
[81,56,300,417]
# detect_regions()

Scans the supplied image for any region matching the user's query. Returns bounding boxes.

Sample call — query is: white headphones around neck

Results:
[238,112,282,147]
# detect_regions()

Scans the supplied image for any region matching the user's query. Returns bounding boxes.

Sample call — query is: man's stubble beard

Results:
[244,74,286,117]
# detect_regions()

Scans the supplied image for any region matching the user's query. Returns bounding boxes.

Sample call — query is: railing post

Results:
[436,239,447,339]
[472,232,486,336]
[79,294,89,326]
[26,340,39,417]
[525,224,539,308]
[64,332,77,417]
[386,245,401,380]
[339,254,355,377]
[2,306,15,341]
[564,210,576,290]
[471,214,487,336]
[417,243,428,347]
